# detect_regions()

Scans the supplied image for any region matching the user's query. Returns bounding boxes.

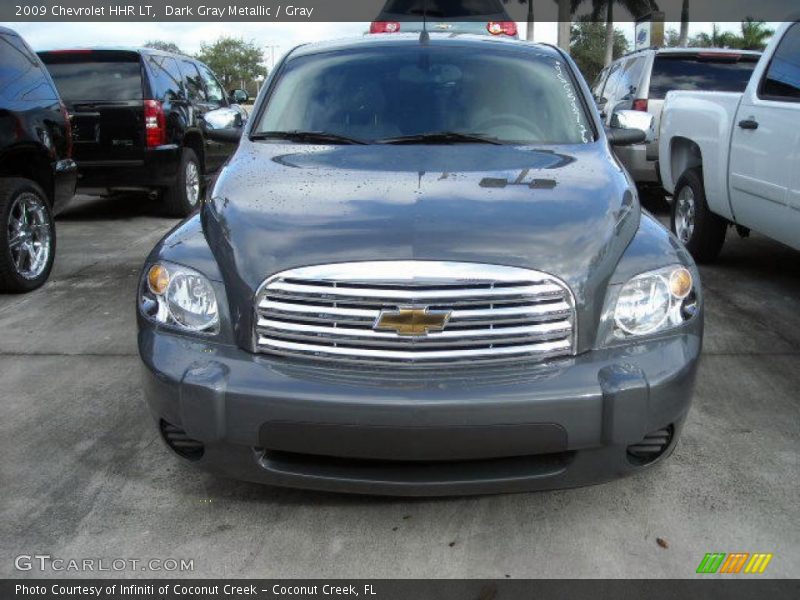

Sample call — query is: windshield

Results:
[255,45,594,145]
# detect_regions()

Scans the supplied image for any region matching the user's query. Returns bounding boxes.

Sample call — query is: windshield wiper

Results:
[378,132,503,145]
[251,130,367,145]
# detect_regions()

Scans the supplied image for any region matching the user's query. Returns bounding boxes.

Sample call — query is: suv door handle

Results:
[738,119,759,130]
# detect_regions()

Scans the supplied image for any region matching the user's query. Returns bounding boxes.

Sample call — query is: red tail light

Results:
[370,21,401,34]
[487,21,517,36]
[59,101,73,158]
[632,99,649,112]
[144,99,166,148]
[698,52,741,60]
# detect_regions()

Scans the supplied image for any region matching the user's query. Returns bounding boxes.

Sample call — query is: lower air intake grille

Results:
[160,420,204,461]
[253,261,577,366]
[627,425,674,465]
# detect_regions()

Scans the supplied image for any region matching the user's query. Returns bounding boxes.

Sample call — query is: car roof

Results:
[0,25,20,37]
[654,47,762,56]
[37,46,192,59]
[619,46,762,60]
[288,33,562,60]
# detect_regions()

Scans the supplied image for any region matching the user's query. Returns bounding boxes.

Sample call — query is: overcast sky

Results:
[3,21,776,68]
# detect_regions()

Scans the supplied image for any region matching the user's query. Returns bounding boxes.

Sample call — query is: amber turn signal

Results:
[147,264,170,295]
[669,268,693,299]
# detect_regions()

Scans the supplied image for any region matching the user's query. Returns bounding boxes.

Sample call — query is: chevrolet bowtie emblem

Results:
[375,307,451,336]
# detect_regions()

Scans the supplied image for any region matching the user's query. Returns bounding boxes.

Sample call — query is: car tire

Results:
[671,168,727,263]
[162,148,202,218]
[0,177,56,293]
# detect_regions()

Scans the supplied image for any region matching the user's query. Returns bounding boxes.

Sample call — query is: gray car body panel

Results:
[138,36,702,495]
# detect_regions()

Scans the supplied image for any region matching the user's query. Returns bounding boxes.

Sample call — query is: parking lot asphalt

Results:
[1,194,798,579]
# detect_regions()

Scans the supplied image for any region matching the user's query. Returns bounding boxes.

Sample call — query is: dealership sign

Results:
[635,12,665,50]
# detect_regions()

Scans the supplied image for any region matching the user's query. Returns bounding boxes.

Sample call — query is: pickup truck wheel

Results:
[162,148,202,218]
[0,178,56,293]
[671,168,726,263]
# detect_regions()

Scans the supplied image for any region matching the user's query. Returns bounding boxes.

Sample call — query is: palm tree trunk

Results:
[604,2,614,66]
[679,0,690,47]
[557,0,571,53]
[526,0,534,41]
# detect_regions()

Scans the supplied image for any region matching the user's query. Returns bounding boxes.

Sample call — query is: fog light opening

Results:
[159,420,205,461]
[626,425,674,466]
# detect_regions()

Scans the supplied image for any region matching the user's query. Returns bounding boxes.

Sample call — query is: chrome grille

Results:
[254,261,576,365]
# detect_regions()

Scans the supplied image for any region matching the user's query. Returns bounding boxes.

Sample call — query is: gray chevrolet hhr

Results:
[137,34,703,496]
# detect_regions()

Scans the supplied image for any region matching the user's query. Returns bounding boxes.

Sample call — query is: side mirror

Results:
[202,107,245,143]
[607,109,655,146]
[229,89,249,104]
[607,128,647,146]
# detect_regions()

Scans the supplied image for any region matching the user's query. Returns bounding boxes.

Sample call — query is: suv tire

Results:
[0,178,56,292]
[162,148,202,217]
[671,168,727,263]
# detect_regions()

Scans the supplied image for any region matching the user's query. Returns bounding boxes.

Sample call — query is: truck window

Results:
[618,56,647,99]
[608,56,647,101]
[591,67,609,98]
[180,60,207,103]
[599,63,623,105]
[42,52,143,102]
[196,63,226,106]
[0,33,57,101]
[649,54,760,99]
[145,54,183,101]
[760,23,800,101]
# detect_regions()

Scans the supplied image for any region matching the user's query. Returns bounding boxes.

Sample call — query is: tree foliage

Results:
[739,19,774,50]
[194,37,267,90]
[664,28,682,48]
[570,18,629,83]
[664,19,774,51]
[578,0,655,65]
[144,40,185,55]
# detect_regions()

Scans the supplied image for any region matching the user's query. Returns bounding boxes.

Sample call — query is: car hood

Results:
[203,142,638,349]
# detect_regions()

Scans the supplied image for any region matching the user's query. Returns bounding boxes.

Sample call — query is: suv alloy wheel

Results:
[0,178,56,292]
[162,148,202,217]
[670,168,727,263]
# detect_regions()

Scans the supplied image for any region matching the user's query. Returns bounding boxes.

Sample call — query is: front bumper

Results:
[139,324,701,496]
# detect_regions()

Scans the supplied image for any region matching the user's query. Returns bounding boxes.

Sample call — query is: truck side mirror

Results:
[607,128,647,146]
[229,89,249,104]
[202,107,246,143]
[607,109,654,146]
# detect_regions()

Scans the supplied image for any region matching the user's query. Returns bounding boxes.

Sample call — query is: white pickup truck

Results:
[659,21,800,262]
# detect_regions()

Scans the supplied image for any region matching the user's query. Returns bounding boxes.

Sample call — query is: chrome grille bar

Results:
[266,280,565,301]
[254,261,576,366]
[259,338,573,364]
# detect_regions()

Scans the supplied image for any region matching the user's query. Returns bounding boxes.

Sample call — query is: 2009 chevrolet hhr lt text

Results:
[137,34,703,496]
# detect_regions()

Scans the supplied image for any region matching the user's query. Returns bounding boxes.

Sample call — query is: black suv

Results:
[39,48,247,217]
[0,27,77,292]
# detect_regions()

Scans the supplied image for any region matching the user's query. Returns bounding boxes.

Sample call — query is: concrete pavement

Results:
[1,195,797,578]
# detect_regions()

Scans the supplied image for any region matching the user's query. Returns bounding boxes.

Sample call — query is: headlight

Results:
[139,262,219,334]
[613,265,697,337]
